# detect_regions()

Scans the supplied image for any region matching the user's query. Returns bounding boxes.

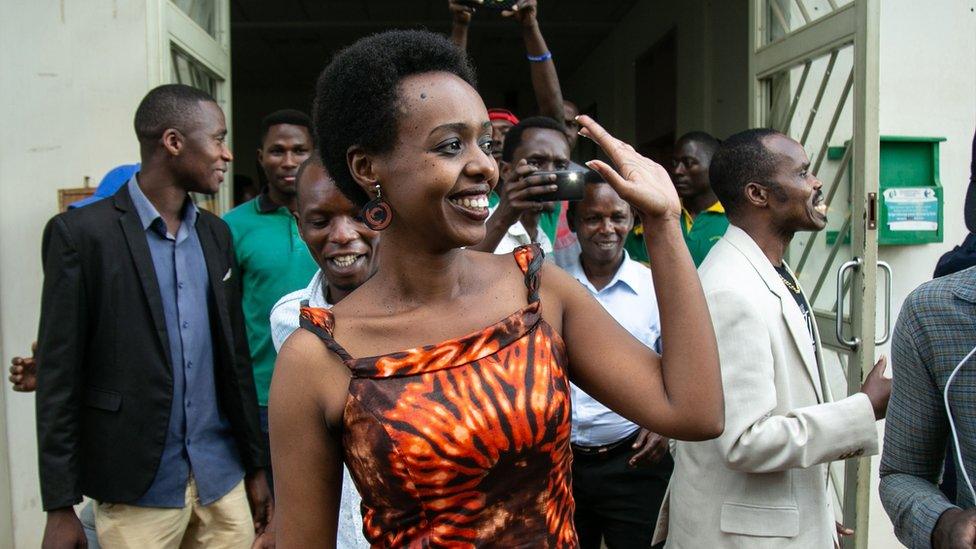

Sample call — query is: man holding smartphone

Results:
[469,116,569,256]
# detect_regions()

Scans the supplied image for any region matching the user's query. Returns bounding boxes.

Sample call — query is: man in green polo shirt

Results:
[223,110,317,470]
[673,131,729,266]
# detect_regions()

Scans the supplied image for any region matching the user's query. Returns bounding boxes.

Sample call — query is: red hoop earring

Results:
[361,184,392,231]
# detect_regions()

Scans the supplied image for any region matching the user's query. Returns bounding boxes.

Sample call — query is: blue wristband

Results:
[527,51,552,62]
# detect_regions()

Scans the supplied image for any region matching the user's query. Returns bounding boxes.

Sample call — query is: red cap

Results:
[488,108,519,126]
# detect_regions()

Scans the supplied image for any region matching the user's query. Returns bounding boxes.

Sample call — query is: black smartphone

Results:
[530,167,605,202]
[455,0,518,10]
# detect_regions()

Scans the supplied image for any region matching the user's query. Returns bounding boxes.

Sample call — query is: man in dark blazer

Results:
[36,84,271,548]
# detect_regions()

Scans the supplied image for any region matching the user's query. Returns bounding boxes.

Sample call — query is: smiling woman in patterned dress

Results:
[269,29,724,548]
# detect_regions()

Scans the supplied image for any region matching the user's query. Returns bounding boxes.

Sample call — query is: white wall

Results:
[878,0,976,318]
[870,1,976,547]
[0,1,153,545]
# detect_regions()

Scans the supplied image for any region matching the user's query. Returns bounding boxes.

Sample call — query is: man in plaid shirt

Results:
[880,265,976,548]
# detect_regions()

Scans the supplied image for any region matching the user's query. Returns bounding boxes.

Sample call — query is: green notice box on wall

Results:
[827,136,945,246]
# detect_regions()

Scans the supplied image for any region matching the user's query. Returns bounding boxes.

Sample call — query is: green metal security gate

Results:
[748,1,885,547]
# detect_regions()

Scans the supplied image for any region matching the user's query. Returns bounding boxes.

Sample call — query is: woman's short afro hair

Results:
[313,29,478,207]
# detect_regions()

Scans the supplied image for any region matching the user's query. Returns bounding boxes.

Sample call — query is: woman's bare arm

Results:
[552,115,723,441]
[269,329,347,548]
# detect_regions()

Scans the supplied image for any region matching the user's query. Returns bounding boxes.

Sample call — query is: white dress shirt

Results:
[268,270,368,549]
[487,205,554,257]
[494,219,554,256]
[270,270,330,352]
[559,251,662,446]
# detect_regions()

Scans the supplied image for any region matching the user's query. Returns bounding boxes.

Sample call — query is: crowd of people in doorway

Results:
[8,1,976,548]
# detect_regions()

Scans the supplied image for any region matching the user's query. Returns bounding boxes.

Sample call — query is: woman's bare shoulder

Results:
[464,249,580,305]
[278,327,341,365]
[467,247,528,273]
[273,328,351,429]
[539,259,581,288]
[537,261,582,332]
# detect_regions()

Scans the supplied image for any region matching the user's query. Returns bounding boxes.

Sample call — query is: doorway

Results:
[228,0,640,186]
[634,29,677,168]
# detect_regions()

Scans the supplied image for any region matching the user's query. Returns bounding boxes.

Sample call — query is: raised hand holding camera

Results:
[454,0,519,12]
[496,159,558,219]
[530,162,604,202]
[501,0,537,22]
[449,0,476,24]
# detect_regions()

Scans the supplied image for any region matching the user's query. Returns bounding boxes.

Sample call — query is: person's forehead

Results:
[193,101,225,130]
[198,100,223,117]
[301,178,358,218]
[517,127,570,157]
[580,184,628,211]
[299,165,351,210]
[765,134,808,168]
[297,162,326,187]
[265,123,311,141]
[674,138,704,158]
[397,72,487,129]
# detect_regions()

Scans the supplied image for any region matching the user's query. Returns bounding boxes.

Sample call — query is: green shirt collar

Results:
[256,188,283,214]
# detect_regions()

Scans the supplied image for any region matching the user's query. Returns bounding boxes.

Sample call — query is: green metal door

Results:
[748,1,884,547]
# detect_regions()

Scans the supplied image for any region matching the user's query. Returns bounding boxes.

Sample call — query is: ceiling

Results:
[230,0,639,110]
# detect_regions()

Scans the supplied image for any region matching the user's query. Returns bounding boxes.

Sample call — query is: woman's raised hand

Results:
[578,115,681,221]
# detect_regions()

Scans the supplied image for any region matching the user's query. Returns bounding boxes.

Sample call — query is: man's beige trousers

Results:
[95,478,253,548]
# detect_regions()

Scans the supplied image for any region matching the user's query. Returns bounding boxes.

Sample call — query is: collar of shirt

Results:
[256,187,284,214]
[682,200,725,231]
[306,269,331,308]
[269,269,333,354]
[127,176,198,236]
[507,219,531,239]
[564,249,646,296]
[508,218,553,247]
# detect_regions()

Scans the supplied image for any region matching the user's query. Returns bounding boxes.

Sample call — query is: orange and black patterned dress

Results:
[299,244,578,548]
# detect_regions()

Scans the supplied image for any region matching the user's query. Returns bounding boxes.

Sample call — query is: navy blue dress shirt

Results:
[128,178,244,507]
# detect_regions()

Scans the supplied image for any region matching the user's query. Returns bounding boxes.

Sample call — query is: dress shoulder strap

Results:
[298,301,355,363]
[513,244,544,304]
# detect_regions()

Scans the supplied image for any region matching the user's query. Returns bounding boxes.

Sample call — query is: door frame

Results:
[747,1,881,546]
[147,0,233,214]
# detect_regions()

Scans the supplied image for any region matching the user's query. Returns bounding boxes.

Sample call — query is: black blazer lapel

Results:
[197,217,235,355]
[115,186,173,367]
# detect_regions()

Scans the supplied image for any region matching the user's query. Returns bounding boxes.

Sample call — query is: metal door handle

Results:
[875,261,892,345]
[836,258,862,350]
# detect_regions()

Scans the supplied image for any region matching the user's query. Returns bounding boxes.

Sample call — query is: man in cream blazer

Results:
[656,129,890,548]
